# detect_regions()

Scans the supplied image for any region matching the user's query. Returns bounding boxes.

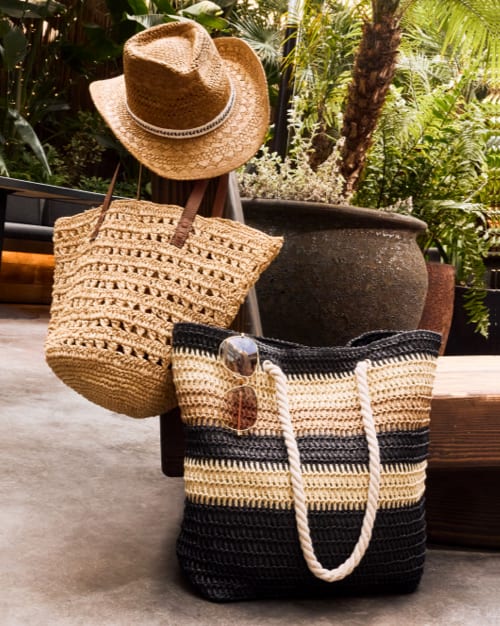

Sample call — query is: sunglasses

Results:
[218,334,259,433]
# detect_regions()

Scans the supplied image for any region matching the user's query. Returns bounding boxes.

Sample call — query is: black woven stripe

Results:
[172,322,441,376]
[176,500,427,601]
[184,425,429,466]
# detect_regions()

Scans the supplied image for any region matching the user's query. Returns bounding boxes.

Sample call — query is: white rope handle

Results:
[262,359,381,582]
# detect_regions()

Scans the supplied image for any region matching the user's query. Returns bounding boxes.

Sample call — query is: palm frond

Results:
[395,51,457,99]
[357,76,488,207]
[290,3,363,138]
[231,13,282,67]
[227,12,282,95]
[410,0,499,85]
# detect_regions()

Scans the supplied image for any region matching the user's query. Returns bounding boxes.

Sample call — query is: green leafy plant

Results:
[354,72,492,334]
[240,0,497,335]
[285,1,362,169]
[124,0,230,33]
[0,0,66,177]
[239,136,346,204]
[0,1,160,188]
[230,0,285,106]
[338,0,499,193]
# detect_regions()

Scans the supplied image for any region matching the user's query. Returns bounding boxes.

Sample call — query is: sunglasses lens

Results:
[224,385,258,432]
[219,335,259,377]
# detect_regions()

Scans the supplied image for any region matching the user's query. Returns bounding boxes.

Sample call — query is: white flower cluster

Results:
[237,143,348,205]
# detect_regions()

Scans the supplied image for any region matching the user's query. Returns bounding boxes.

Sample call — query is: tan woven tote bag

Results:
[45,175,282,418]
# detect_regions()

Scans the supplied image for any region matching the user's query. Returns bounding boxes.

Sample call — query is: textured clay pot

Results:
[242,198,429,346]
[418,262,456,355]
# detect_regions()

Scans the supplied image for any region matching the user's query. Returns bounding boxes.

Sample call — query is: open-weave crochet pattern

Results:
[90,23,270,180]
[45,200,282,418]
[171,323,441,601]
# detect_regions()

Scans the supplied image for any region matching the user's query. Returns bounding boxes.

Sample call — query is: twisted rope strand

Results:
[262,359,381,582]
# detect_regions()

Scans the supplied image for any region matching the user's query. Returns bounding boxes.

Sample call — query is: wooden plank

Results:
[0,250,54,304]
[425,356,500,547]
[426,468,500,548]
[429,356,500,469]
[432,355,500,397]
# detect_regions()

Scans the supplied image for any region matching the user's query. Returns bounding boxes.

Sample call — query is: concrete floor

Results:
[1,303,499,626]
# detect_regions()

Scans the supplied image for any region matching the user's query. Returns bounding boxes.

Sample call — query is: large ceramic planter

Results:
[242,198,428,346]
[418,262,456,355]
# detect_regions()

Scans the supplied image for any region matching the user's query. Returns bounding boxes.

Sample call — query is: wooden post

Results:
[152,172,262,476]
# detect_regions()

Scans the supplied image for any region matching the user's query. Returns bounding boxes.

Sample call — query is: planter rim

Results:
[242,197,427,232]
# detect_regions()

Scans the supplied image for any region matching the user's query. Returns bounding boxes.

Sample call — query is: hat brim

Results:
[90,38,269,180]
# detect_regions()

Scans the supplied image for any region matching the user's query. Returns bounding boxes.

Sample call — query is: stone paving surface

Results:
[1,305,499,626]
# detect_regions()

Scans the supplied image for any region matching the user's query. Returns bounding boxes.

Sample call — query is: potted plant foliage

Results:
[351,1,498,346]
[239,133,429,346]
[0,0,67,179]
[236,0,498,347]
[443,89,500,354]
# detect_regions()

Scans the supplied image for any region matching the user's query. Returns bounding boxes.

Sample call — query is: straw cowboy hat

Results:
[89,20,270,180]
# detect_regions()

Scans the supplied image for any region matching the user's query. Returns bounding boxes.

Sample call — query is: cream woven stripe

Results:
[174,350,437,436]
[184,457,426,510]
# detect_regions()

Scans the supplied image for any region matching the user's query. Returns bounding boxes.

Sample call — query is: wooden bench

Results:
[3,177,497,548]
[427,355,500,548]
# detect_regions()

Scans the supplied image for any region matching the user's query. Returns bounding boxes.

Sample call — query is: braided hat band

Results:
[124,81,236,139]
[90,21,270,180]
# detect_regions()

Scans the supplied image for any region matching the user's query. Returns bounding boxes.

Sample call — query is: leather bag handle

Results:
[170,173,229,247]
[89,163,121,242]
[90,167,229,247]
[169,179,210,248]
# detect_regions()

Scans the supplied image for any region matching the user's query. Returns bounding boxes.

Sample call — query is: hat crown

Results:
[124,21,232,132]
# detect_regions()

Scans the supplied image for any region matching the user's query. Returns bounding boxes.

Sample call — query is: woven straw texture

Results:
[45,201,282,418]
[90,22,270,180]
[171,323,441,601]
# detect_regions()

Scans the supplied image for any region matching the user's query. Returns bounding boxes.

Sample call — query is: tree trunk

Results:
[340,6,402,195]
[308,103,334,170]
